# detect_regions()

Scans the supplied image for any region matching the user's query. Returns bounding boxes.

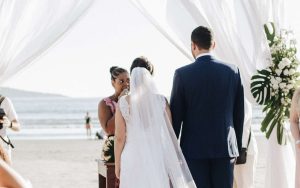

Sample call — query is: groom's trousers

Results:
[187,158,234,188]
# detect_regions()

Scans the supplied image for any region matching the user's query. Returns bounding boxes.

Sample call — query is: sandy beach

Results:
[10,136,269,188]
[12,139,103,188]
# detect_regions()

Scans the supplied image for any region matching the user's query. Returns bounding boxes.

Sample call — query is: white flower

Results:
[283,69,289,75]
[270,77,278,85]
[291,79,296,85]
[289,69,295,75]
[103,146,109,151]
[103,156,111,161]
[275,77,282,82]
[278,58,291,69]
[271,92,275,96]
[273,84,279,90]
[275,69,282,75]
[278,62,286,70]
[282,58,292,65]
[287,84,294,90]
[279,83,286,89]
[283,89,289,94]
[281,98,286,104]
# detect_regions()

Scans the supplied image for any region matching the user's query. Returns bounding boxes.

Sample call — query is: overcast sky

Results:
[3,0,191,98]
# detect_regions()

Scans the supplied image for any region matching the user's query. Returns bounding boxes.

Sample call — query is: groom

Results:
[170,26,244,188]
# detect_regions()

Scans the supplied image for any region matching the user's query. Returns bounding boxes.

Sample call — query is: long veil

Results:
[130,67,196,188]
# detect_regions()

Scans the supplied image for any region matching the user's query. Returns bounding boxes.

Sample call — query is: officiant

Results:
[98,66,129,137]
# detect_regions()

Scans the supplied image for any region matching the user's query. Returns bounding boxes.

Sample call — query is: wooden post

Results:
[98,160,119,188]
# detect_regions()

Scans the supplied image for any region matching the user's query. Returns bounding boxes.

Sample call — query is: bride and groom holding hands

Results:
[114,26,244,188]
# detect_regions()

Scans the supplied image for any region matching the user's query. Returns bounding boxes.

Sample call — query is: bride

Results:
[114,57,196,188]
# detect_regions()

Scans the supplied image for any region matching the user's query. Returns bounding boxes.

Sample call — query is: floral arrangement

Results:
[251,22,300,145]
[101,136,115,163]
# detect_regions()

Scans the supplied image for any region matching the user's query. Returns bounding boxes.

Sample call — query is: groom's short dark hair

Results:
[191,26,213,50]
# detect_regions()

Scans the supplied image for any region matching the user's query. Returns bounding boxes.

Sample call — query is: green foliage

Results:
[251,22,299,145]
[101,136,115,163]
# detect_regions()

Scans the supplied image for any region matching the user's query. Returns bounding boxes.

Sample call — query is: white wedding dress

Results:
[118,95,170,187]
[118,67,196,188]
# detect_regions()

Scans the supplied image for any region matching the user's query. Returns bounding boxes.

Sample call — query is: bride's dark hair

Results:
[130,56,154,75]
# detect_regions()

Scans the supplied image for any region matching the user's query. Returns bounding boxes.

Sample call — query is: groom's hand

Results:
[230,157,237,164]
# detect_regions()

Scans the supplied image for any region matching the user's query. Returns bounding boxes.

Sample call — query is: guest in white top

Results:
[0,95,21,163]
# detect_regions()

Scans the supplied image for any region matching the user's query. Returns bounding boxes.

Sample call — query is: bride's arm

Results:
[165,98,173,124]
[114,105,126,179]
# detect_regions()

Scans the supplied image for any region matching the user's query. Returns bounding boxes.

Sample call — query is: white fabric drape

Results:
[0,0,94,84]
[130,0,289,103]
[265,130,295,188]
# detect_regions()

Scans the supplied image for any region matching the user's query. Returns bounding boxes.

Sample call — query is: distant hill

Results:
[0,87,67,98]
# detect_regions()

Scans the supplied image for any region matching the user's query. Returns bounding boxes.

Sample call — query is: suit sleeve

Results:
[170,70,185,138]
[241,99,252,148]
[233,68,244,153]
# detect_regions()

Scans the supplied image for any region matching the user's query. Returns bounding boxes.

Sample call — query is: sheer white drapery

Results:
[130,0,290,103]
[0,0,94,84]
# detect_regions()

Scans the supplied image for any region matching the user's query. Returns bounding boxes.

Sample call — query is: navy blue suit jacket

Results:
[170,55,244,159]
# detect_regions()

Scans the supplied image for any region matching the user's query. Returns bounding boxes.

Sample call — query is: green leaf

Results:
[265,115,279,138]
[251,71,271,105]
[264,22,276,47]
[257,69,271,76]
[277,123,284,145]
[261,108,276,132]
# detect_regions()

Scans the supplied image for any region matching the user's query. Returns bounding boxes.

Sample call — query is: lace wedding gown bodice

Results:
[118,95,166,140]
[118,95,170,188]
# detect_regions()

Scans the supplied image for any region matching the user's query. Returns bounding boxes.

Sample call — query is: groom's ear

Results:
[191,42,197,51]
[211,41,216,50]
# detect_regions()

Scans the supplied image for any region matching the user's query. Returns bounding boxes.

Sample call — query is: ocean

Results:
[6,97,265,140]
[7,97,102,140]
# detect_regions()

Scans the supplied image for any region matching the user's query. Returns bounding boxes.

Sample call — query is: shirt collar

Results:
[195,52,211,59]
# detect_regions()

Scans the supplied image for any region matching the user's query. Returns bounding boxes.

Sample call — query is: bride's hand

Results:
[115,165,120,179]
[118,88,129,100]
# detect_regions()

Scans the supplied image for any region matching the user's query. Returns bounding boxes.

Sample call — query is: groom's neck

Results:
[194,49,210,58]
[198,49,210,55]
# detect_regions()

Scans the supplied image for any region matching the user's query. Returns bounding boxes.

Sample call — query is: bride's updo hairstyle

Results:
[130,56,154,75]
